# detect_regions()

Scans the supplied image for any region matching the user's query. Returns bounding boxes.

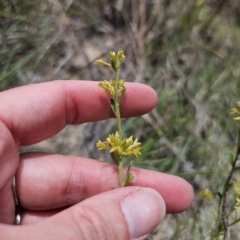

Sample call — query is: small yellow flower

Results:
[117,49,124,59]
[98,79,126,98]
[109,49,125,62]
[198,188,213,199]
[116,49,125,68]
[96,50,125,72]
[96,59,111,67]
[233,178,240,210]
[96,131,141,162]
[235,197,240,210]
[234,178,240,195]
[109,51,116,61]
[230,108,240,115]
[110,50,125,71]
[230,101,240,121]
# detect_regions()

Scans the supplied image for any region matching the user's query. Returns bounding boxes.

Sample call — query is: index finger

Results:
[0,80,157,145]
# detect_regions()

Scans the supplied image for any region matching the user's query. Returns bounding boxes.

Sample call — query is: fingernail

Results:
[121,188,166,240]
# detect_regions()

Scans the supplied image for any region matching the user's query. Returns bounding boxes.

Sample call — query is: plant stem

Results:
[114,67,126,187]
[118,161,124,187]
[114,68,122,140]
[216,128,240,239]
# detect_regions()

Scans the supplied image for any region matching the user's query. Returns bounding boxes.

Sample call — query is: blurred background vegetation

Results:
[1,0,240,239]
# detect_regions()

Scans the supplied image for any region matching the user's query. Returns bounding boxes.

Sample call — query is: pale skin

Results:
[0,80,193,239]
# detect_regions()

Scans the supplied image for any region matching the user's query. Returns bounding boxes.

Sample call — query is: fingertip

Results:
[171,176,193,212]
[121,188,165,239]
[121,83,158,117]
[129,169,193,213]
[164,175,193,213]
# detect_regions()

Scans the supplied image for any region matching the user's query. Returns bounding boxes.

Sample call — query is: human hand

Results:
[0,81,193,240]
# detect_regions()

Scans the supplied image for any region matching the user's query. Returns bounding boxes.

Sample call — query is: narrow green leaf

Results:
[126,172,134,182]
[217,192,223,200]
[226,182,233,191]
[111,60,117,72]
[110,98,116,115]
[229,217,240,226]
[110,152,119,165]
[229,151,235,165]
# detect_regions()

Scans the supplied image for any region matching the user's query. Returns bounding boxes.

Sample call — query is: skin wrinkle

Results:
[21,208,66,225]
[65,159,113,202]
[0,122,19,186]
[0,83,64,145]
[99,90,112,118]
[0,183,15,223]
[17,154,61,210]
[85,161,113,197]
[72,202,120,240]
[100,163,119,190]
[63,81,111,124]
[94,192,135,240]
[0,100,17,142]
[74,159,109,199]
[38,215,81,240]
[71,207,100,240]
[23,101,44,141]
[63,159,87,206]
[81,86,111,123]
[1,90,38,145]
[62,82,79,125]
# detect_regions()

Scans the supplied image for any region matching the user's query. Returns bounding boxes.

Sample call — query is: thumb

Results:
[3,187,166,240]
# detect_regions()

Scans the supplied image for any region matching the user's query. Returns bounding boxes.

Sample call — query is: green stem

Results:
[114,68,122,140]
[118,161,124,187]
[114,67,125,187]
[215,128,240,239]
[122,162,132,187]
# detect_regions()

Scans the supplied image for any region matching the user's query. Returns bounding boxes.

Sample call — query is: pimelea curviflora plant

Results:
[197,101,240,240]
[208,101,240,239]
[96,49,141,187]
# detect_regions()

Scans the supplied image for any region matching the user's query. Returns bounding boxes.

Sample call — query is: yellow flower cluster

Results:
[109,50,125,70]
[230,101,240,121]
[96,49,125,72]
[198,188,213,199]
[96,131,141,163]
[98,79,126,99]
[234,178,240,210]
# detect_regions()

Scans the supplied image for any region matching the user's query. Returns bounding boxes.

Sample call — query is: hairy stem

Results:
[217,128,240,239]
